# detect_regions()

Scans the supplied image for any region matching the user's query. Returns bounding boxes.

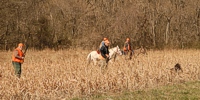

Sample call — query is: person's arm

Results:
[99,42,102,48]
[102,41,105,46]
[13,50,23,59]
[125,42,128,50]
[123,42,126,51]
[106,47,109,55]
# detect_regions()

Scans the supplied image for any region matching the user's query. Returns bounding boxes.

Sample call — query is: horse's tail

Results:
[87,53,92,65]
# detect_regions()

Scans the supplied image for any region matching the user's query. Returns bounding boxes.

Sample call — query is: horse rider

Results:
[97,37,108,53]
[99,37,108,49]
[99,40,110,69]
[12,43,25,78]
[123,38,132,60]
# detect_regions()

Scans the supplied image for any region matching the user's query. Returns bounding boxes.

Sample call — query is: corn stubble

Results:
[0,49,200,99]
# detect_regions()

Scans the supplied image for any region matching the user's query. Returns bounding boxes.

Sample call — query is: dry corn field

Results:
[0,49,200,99]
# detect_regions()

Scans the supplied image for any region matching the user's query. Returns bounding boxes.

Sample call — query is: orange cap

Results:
[126,38,130,41]
[18,43,24,47]
[105,40,110,44]
[103,38,108,41]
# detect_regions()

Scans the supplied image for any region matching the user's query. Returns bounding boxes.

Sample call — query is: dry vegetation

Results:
[1,0,200,50]
[0,49,200,99]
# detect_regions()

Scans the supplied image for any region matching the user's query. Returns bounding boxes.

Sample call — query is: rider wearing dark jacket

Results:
[99,40,110,69]
[100,44,109,59]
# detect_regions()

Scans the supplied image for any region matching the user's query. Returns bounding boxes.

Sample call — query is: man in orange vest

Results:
[12,43,25,78]
[123,38,132,60]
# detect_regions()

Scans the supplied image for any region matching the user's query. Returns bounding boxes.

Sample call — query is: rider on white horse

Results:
[99,37,108,52]
[87,38,122,66]
[99,40,110,68]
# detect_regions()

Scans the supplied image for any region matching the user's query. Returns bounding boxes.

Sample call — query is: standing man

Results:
[99,40,110,69]
[12,43,25,78]
[123,38,132,60]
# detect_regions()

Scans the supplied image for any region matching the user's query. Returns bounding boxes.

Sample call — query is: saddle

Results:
[97,50,100,54]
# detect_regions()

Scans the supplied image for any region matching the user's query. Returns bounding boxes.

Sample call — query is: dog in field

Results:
[170,63,183,74]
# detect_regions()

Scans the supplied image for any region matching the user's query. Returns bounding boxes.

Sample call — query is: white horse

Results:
[87,45,122,66]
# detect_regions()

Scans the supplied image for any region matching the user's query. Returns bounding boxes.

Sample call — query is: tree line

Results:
[0,0,200,50]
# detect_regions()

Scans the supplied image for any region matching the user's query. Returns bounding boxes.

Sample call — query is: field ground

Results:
[78,81,200,100]
[0,49,200,99]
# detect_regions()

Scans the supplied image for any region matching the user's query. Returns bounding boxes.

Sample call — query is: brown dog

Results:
[170,63,183,73]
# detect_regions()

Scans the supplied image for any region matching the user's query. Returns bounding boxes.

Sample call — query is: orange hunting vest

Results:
[12,48,24,63]
[123,42,131,51]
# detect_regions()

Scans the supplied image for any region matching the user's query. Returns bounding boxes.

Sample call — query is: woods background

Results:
[0,0,200,50]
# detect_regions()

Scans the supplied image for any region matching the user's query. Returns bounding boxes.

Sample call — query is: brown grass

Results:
[0,49,200,99]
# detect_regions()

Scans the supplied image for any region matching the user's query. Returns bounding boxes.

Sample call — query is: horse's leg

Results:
[86,54,91,66]
[87,60,90,67]
[109,59,113,64]
[109,53,116,63]
[93,59,97,66]
[113,53,117,62]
